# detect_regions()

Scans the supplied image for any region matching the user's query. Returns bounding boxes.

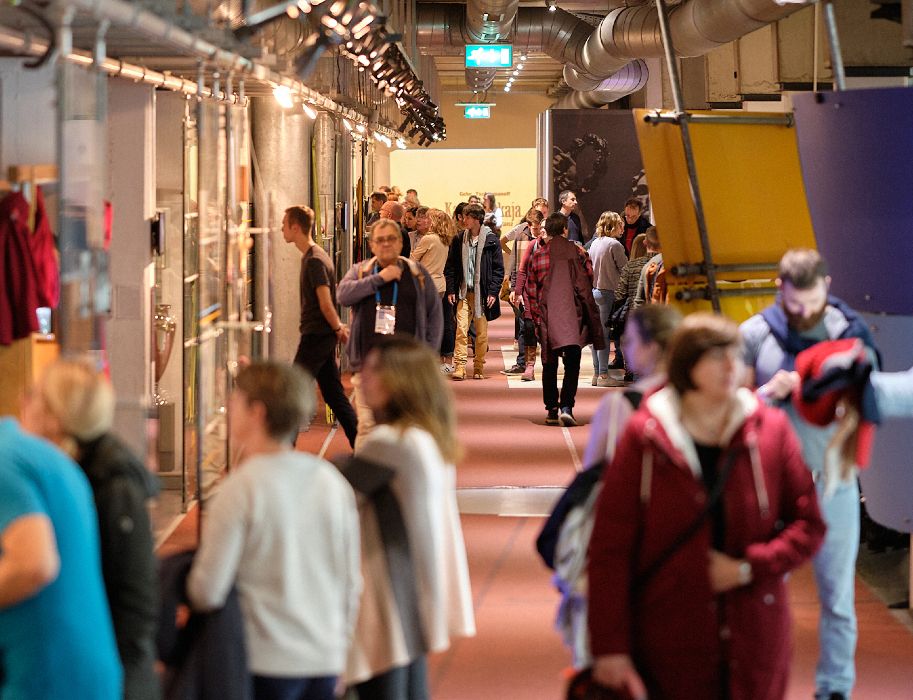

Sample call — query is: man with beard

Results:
[740,248,878,700]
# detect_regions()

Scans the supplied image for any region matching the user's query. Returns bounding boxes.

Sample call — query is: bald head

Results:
[380,201,405,222]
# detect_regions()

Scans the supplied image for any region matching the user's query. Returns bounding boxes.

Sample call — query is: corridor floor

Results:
[158,310,913,699]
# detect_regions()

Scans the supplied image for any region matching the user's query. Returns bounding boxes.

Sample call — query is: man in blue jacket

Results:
[740,248,878,700]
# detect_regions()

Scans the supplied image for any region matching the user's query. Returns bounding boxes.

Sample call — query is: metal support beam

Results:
[823,0,846,91]
[654,0,721,312]
[644,112,794,127]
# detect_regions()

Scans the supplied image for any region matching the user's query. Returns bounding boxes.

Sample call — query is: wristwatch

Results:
[738,560,753,586]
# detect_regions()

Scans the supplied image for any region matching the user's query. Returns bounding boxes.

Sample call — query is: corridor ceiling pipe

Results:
[417,0,809,106]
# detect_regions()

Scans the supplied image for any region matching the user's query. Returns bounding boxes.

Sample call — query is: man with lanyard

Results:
[558,190,584,244]
[337,218,442,449]
[740,248,879,700]
[282,205,358,448]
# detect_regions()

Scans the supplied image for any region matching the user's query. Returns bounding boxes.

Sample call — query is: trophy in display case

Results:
[153,303,177,394]
[152,303,178,474]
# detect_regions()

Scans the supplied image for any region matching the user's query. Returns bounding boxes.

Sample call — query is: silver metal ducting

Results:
[416,0,808,106]
[466,0,518,42]
[556,59,649,108]
[463,0,520,91]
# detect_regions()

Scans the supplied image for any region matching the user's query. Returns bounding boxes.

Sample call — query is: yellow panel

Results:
[668,281,777,324]
[634,109,817,322]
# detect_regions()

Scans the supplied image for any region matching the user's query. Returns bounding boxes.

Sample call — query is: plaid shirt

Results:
[523,236,594,324]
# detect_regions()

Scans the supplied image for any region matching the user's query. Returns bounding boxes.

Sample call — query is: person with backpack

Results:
[536,305,682,670]
[588,313,826,700]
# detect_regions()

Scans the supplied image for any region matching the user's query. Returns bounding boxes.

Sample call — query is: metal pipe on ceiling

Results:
[417,0,809,106]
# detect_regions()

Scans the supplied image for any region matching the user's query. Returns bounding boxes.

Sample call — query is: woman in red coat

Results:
[588,313,826,700]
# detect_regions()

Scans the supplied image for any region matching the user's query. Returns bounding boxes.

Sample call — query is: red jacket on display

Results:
[29,186,59,309]
[588,387,826,700]
[0,192,41,345]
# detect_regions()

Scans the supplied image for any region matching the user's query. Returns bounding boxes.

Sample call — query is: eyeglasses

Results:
[372,235,400,245]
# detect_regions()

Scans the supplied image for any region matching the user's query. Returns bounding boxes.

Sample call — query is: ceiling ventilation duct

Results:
[464,0,520,91]
[417,1,809,106]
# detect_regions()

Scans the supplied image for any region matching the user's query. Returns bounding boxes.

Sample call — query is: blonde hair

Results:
[630,233,648,259]
[595,211,623,238]
[367,336,461,463]
[36,360,115,457]
[427,208,457,247]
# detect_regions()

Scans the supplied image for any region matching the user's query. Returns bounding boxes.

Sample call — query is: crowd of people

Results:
[3,176,913,700]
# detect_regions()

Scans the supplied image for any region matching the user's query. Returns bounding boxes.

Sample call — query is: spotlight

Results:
[512,70,519,76]
[355,123,366,134]
[396,139,407,150]
[302,103,317,119]
[504,86,511,92]
[545,0,557,11]
[342,117,353,131]
[272,85,294,109]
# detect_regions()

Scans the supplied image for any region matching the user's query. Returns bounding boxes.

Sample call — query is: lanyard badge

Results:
[374,263,398,335]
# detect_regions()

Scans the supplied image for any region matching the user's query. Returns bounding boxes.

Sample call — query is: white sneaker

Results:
[440,364,453,374]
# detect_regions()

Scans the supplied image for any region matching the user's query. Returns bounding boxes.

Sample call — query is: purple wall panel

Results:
[793,88,913,315]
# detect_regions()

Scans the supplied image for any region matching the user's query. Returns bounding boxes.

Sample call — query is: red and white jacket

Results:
[588,386,826,700]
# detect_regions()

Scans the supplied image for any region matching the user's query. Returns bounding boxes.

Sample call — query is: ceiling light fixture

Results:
[302,103,317,119]
[272,85,294,109]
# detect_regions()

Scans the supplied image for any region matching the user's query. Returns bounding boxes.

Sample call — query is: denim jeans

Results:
[253,674,336,700]
[589,289,613,375]
[813,477,860,698]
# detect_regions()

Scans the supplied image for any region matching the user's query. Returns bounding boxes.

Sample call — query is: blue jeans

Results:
[813,477,860,698]
[253,674,336,700]
[590,289,613,375]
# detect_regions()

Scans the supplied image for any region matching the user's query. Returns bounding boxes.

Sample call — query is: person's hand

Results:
[487,295,496,308]
[448,293,456,305]
[335,324,350,345]
[708,550,750,593]
[759,369,799,401]
[378,264,402,283]
[509,290,517,304]
[592,654,647,700]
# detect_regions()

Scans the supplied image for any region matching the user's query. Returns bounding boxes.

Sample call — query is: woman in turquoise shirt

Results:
[0,418,122,700]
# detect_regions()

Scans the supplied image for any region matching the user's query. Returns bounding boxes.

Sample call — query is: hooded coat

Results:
[588,387,825,700]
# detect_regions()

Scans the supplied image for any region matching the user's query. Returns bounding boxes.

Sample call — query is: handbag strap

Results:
[634,447,740,590]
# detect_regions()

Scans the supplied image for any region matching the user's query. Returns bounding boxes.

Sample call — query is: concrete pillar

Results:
[313,112,336,246]
[106,80,156,456]
[250,97,311,363]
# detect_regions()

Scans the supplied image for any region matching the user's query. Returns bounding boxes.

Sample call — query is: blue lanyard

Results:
[374,264,398,306]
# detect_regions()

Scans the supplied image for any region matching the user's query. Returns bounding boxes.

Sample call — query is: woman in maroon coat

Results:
[588,313,826,700]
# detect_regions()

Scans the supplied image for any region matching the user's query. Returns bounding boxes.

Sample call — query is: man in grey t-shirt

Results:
[284,205,358,448]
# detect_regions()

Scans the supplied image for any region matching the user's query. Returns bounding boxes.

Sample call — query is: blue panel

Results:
[792,88,913,315]
[857,313,913,533]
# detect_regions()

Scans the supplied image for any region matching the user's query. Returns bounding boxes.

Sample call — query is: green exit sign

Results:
[465,44,513,69]
[464,105,491,119]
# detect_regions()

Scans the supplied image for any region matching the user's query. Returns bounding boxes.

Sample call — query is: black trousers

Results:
[440,295,456,356]
[541,345,582,411]
[293,333,358,448]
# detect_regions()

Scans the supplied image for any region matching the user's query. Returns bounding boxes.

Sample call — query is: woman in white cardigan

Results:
[345,335,475,699]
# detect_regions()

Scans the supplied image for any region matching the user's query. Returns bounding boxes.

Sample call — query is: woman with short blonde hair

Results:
[594,211,623,239]
[20,359,161,700]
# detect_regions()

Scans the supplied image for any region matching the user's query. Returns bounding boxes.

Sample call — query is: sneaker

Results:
[452,367,466,381]
[521,364,535,382]
[440,363,453,374]
[500,364,525,375]
[545,408,560,426]
[591,375,599,386]
[558,407,577,427]
[473,371,485,380]
[597,375,627,388]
